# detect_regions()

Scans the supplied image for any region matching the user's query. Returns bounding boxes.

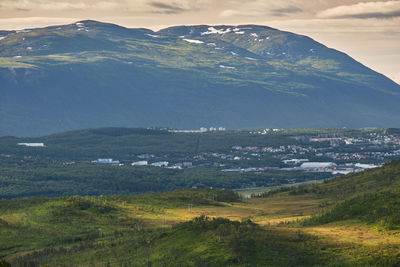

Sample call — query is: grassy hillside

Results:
[286,159,400,200]
[2,161,400,266]
[303,190,400,230]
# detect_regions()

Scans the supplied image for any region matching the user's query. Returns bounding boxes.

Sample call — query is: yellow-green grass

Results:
[0,57,36,68]
[1,188,400,265]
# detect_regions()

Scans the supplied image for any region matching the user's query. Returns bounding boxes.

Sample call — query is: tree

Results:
[0,259,11,267]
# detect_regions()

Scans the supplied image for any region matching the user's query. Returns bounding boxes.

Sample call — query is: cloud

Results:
[0,0,209,15]
[271,6,303,16]
[0,0,124,12]
[0,0,88,11]
[0,17,80,30]
[219,0,305,18]
[318,1,400,19]
[15,7,30,11]
[148,1,198,14]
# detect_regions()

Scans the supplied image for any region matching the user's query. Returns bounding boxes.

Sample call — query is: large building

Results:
[97,158,120,164]
[131,161,148,166]
[151,161,169,167]
[300,162,337,170]
[283,159,309,165]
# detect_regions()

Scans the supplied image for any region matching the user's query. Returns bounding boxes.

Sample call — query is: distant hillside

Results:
[1,20,400,136]
[0,127,299,160]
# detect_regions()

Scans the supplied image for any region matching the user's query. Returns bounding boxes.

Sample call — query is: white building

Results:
[300,162,337,169]
[355,163,379,169]
[283,159,309,165]
[18,143,45,147]
[97,158,120,164]
[183,162,193,168]
[131,161,148,166]
[151,161,169,167]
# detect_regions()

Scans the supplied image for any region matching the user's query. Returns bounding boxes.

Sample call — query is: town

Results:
[83,129,400,176]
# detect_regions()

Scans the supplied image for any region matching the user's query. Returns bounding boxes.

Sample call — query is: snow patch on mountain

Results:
[201,27,231,35]
[146,34,160,38]
[219,65,236,69]
[16,30,31,34]
[183,39,204,44]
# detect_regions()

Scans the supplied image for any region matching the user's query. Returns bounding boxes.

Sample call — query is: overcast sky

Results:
[1,0,399,83]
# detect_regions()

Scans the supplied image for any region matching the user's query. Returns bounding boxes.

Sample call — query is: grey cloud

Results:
[318,1,400,20]
[331,10,400,19]
[271,6,302,17]
[15,8,30,12]
[148,1,192,14]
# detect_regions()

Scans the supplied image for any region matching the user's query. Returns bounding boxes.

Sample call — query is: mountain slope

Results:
[1,20,399,136]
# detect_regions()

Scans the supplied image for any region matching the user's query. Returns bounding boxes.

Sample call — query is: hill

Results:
[285,159,400,199]
[3,126,400,199]
[2,162,400,265]
[286,159,400,230]
[1,20,400,136]
[5,126,395,199]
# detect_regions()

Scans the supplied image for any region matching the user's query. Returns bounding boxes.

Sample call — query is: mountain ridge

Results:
[1,20,399,136]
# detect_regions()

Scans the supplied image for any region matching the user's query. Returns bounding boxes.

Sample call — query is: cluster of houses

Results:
[222,161,379,174]
[169,127,226,133]
[94,158,193,169]
[131,161,193,169]
[281,160,379,174]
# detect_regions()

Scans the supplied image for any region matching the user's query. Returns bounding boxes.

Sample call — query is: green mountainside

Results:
[1,20,399,136]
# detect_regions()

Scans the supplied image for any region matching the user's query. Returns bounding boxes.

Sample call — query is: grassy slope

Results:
[0,190,341,266]
[2,158,400,266]
[284,160,400,232]
[291,159,400,199]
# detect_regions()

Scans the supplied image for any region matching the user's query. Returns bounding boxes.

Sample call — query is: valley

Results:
[1,127,400,265]
[1,127,400,199]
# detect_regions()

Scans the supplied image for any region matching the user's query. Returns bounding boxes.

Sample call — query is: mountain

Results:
[1,20,399,136]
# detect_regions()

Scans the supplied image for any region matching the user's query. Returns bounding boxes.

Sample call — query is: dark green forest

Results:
[0,157,329,199]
